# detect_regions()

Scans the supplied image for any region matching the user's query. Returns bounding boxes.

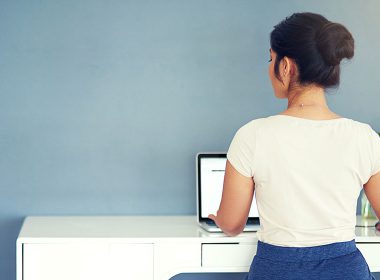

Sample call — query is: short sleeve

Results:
[227,125,256,178]
[369,127,380,176]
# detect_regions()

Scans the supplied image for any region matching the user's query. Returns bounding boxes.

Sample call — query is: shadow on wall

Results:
[0,216,25,280]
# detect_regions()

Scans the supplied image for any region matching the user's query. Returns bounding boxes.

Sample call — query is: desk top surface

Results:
[17,215,380,243]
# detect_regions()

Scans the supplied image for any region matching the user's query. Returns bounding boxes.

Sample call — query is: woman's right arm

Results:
[363,171,380,220]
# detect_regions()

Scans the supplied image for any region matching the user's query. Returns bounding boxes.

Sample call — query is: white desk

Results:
[17,216,380,280]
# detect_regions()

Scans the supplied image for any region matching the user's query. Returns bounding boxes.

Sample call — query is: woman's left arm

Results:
[208,160,255,236]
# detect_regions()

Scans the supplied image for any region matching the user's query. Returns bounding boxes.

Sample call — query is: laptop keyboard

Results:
[206,220,217,226]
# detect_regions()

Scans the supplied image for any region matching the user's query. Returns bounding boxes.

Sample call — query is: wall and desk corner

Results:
[17,216,380,280]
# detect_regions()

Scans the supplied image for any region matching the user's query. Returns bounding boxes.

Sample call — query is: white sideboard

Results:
[17,216,380,280]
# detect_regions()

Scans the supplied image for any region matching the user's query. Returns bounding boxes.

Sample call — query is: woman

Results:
[209,12,380,279]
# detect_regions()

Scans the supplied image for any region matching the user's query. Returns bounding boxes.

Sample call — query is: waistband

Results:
[256,240,357,262]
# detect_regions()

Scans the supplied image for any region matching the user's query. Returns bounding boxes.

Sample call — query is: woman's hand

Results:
[208,213,219,227]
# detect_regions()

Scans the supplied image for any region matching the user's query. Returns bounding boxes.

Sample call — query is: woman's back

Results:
[228,115,380,246]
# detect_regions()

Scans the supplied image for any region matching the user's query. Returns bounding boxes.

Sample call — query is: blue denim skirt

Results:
[245,240,375,280]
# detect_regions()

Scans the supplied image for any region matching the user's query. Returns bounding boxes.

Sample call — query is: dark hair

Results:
[270,12,354,88]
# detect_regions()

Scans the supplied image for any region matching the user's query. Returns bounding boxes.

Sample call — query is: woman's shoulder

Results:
[239,115,287,130]
[237,115,376,139]
[258,114,370,126]
[234,116,279,138]
[238,116,269,131]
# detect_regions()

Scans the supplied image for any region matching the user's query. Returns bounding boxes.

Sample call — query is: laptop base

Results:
[199,222,260,233]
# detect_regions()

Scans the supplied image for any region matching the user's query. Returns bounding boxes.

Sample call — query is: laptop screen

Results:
[197,153,259,220]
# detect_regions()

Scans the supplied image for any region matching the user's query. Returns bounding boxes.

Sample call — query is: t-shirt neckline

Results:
[275,114,347,122]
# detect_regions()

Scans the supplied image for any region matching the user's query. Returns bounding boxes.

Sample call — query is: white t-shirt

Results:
[227,114,380,247]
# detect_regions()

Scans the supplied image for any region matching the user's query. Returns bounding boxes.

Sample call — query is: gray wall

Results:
[1,1,380,279]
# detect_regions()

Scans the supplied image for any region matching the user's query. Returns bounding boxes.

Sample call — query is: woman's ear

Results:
[280,57,292,90]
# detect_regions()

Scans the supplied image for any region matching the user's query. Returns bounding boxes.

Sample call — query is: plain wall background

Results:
[1,1,379,279]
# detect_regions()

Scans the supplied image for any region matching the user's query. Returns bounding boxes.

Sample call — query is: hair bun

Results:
[315,22,354,66]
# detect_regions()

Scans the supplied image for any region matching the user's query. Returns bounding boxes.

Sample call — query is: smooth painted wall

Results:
[1,1,379,279]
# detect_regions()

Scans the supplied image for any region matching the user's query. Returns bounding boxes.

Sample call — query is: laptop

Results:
[196,152,260,232]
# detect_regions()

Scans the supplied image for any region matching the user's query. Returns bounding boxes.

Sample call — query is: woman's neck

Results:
[286,85,328,109]
[280,84,341,120]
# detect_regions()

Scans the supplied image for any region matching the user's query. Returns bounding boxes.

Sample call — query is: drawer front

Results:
[202,243,256,267]
[356,243,380,270]
[24,243,154,280]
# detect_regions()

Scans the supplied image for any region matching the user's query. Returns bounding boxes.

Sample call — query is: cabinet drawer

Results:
[23,243,153,280]
[356,243,380,269]
[202,243,256,267]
